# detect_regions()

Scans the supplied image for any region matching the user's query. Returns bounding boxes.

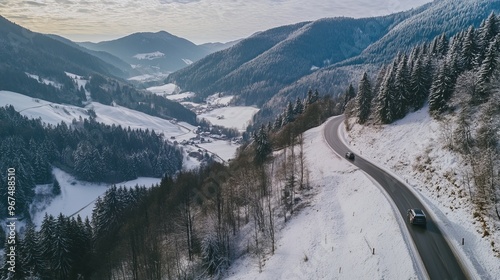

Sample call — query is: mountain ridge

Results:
[79,31,213,74]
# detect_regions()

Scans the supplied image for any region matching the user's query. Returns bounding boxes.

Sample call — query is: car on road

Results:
[407,208,427,226]
[345,151,355,160]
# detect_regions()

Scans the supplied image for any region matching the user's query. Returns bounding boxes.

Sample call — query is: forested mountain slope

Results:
[256,0,500,123]
[79,31,211,74]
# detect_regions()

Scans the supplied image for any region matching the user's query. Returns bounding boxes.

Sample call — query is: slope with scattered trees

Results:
[347,12,500,242]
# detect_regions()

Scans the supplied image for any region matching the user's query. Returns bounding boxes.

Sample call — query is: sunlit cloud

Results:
[1,0,432,43]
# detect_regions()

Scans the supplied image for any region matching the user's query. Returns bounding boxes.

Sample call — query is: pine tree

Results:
[429,62,454,115]
[253,124,272,164]
[477,37,500,100]
[52,214,72,280]
[343,84,356,110]
[375,65,397,124]
[39,214,56,277]
[461,26,479,70]
[293,97,304,115]
[409,57,431,110]
[273,114,283,130]
[478,12,499,61]
[356,72,372,124]
[283,101,295,124]
[52,177,61,196]
[305,89,314,106]
[437,33,449,57]
[22,223,45,277]
[73,141,103,181]
[93,186,124,238]
[394,55,410,119]
[67,215,92,278]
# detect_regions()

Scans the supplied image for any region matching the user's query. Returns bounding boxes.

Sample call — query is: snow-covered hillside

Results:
[0,90,185,138]
[0,90,243,227]
[225,119,421,279]
[346,107,500,278]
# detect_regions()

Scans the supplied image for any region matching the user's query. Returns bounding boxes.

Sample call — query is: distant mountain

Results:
[166,9,422,106]
[167,0,500,122]
[0,16,130,79]
[0,15,129,105]
[165,22,311,103]
[79,31,213,74]
[0,16,196,124]
[338,0,500,66]
[259,0,500,120]
[198,39,241,53]
[47,34,139,78]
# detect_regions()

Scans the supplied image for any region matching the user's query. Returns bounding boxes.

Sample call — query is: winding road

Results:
[324,116,469,280]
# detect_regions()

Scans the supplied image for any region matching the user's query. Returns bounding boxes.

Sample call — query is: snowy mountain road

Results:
[324,116,469,280]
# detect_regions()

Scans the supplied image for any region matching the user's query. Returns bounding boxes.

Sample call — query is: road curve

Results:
[324,116,468,280]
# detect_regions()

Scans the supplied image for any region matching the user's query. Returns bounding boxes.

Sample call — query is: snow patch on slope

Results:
[147,83,180,96]
[133,51,165,60]
[25,73,62,89]
[182,58,193,65]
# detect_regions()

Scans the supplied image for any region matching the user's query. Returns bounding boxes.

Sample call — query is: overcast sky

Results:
[1,0,432,44]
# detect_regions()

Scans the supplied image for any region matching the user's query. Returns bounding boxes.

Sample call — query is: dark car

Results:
[345,152,355,160]
[407,208,427,226]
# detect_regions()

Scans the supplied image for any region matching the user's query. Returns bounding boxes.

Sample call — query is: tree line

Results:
[0,105,183,220]
[0,185,148,279]
[349,12,500,124]
[0,91,343,279]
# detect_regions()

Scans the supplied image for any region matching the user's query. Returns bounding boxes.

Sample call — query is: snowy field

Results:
[147,83,179,96]
[346,107,500,278]
[0,90,188,139]
[225,120,420,279]
[145,85,258,131]
[0,90,90,125]
[31,168,161,227]
[198,106,259,131]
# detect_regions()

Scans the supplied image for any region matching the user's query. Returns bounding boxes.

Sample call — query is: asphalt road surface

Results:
[324,116,469,280]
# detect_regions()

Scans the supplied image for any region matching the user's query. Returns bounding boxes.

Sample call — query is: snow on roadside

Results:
[346,107,500,279]
[225,120,418,280]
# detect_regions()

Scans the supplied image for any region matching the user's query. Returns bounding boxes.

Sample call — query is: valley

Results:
[0,0,500,279]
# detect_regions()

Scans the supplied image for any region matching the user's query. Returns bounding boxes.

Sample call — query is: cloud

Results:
[159,0,201,3]
[55,0,74,4]
[1,0,433,44]
[23,1,46,6]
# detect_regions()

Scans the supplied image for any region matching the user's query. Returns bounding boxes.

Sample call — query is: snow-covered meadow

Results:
[198,106,259,131]
[31,168,161,227]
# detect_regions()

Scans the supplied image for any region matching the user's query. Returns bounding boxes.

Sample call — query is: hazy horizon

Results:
[1,0,432,44]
